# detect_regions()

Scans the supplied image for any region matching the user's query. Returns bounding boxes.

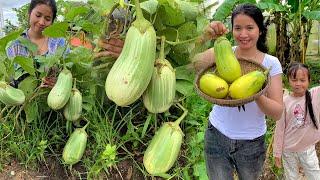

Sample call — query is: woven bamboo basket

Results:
[194,58,270,107]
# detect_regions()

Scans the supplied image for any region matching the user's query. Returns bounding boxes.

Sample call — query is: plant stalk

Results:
[134,0,143,21]
[173,103,188,126]
[165,36,202,46]
[159,36,166,60]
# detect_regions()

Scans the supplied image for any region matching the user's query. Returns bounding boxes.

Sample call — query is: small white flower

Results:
[57,15,64,22]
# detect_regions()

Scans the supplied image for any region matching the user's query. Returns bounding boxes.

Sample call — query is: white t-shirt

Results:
[209,51,283,140]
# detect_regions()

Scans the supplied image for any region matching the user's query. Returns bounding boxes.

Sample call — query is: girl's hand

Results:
[275,157,282,168]
[94,38,124,59]
[203,21,229,41]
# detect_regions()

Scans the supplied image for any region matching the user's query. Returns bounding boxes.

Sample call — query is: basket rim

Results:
[194,58,271,107]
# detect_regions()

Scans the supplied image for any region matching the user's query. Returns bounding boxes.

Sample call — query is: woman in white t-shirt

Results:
[192,3,283,180]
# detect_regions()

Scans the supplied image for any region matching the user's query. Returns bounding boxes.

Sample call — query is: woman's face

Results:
[289,68,310,97]
[29,4,53,34]
[232,14,260,50]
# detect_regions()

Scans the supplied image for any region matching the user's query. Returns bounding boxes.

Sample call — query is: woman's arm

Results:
[255,74,283,120]
[192,47,215,72]
[94,38,124,59]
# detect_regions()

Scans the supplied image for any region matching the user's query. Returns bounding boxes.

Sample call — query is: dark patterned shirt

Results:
[6,29,68,58]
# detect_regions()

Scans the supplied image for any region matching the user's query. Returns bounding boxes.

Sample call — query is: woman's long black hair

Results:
[29,0,57,22]
[287,62,318,129]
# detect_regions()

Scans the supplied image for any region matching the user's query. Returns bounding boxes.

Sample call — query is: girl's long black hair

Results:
[287,62,318,129]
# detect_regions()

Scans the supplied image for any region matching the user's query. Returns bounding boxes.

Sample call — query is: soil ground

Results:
[1,142,320,180]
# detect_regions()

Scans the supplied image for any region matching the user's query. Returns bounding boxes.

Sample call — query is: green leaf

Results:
[14,56,36,76]
[15,37,38,54]
[259,0,278,3]
[176,1,199,21]
[176,79,194,97]
[18,76,38,99]
[175,65,195,82]
[0,59,7,76]
[65,6,90,21]
[89,0,118,16]
[14,68,28,80]
[196,16,210,34]
[36,46,65,72]
[81,21,101,35]
[159,1,185,26]
[43,22,69,38]
[170,43,195,65]
[303,11,320,20]
[238,0,256,4]
[178,22,197,40]
[24,100,39,123]
[212,0,237,21]
[288,0,299,13]
[141,0,159,14]
[157,28,178,41]
[65,46,93,67]
[0,29,23,54]
[256,2,287,12]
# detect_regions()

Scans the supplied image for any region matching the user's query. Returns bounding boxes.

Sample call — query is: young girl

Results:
[273,62,320,180]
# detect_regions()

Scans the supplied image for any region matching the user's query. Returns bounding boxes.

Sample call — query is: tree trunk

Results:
[275,12,290,68]
[289,22,301,63]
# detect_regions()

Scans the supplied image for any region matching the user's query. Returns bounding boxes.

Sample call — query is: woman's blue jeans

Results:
[204,123,266,180]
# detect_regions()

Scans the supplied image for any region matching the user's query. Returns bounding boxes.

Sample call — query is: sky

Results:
[1,0,30,25]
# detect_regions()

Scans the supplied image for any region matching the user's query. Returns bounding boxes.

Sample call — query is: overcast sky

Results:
[1,0,29,25]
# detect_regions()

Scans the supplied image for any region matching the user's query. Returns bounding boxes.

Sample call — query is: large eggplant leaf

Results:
[157,28,178,41]
[178,22,197,40]
[81,20,102,35]
[0,29,23,55]
[176,79,194,97]
[36,46,66,70]
[89,0,118,16]
[196,16,210,34]
[65,6,90,21]
[141,0,158,14]
[175,65,195,82]
[65,46,94,63]
[0,61,7,79]
[176,1,199,21]
[15,37,38,55]
[24,101,39,123]
[14,56,36,76]
[18,76,38,99]
[158,1,185,26]
[43,22,69,38]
